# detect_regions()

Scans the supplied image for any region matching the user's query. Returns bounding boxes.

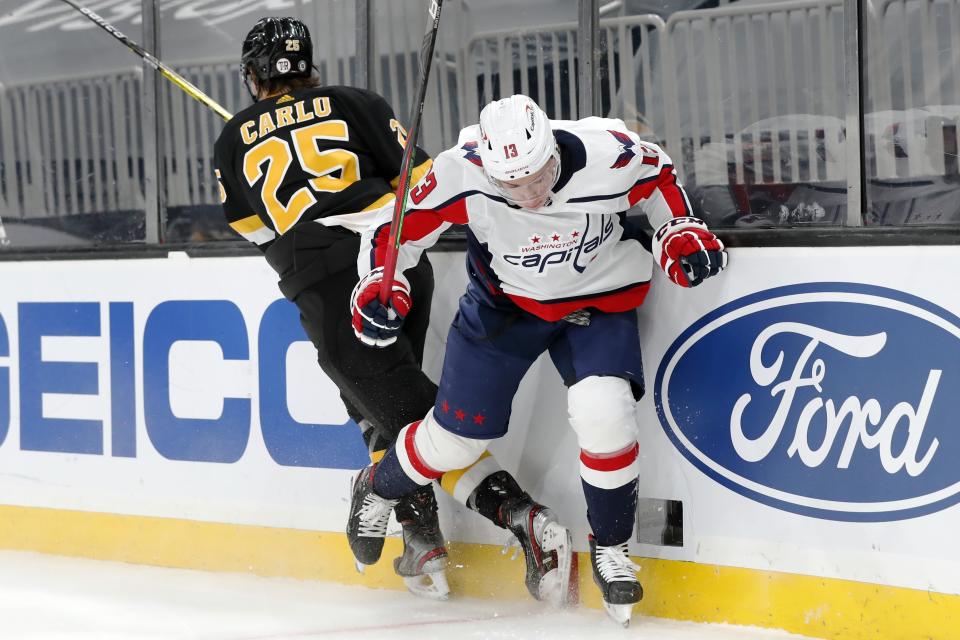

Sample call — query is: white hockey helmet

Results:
[477,95,560,207]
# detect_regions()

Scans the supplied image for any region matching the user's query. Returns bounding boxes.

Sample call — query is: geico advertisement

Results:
[635,247,960,594]
[0,297,368,469]
[0,255,379,530]
[0,254,556,544]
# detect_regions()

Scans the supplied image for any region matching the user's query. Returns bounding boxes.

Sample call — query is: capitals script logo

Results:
[655,283,960,521]
[502,215,616,275]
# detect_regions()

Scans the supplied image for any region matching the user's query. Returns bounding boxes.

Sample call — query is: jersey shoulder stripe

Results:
[567,163,678,203]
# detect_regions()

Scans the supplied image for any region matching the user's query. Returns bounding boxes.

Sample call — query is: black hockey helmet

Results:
[241,17,313,86]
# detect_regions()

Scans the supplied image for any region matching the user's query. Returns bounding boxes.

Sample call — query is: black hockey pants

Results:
[294,256,438,449]
[264,222,437,451]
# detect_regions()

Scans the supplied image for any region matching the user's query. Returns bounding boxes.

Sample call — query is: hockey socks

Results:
[579,443,640,545]
[582,477,639,546]
[579,446,641,625]
[371,443,425,499]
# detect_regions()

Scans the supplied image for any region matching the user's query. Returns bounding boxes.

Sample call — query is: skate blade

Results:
[355,560,366,574]
[603,602,634,628]
[539,523,573,607]
[403,570,450,601]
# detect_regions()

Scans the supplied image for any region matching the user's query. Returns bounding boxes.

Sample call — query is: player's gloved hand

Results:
[350,267,412,347]
[653,216,728,287]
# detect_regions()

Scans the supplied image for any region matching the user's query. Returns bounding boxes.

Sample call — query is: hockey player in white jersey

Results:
[346,94,727,625]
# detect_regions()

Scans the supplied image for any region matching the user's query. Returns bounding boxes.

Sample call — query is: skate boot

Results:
[589,535,642,627]
[393,484,450,600]
[346,464,397,568]
[499,496,573,606]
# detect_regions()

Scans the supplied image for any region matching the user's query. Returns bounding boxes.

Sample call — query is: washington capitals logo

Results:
[462,140,483,167]
[608,130,636,169]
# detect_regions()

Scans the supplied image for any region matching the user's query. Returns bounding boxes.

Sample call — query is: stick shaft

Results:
[379,0,443,303]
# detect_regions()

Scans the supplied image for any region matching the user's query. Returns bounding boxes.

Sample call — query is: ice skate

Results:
[499,496,573,606]
[393,484,450,600]
[589,536,642,627]
[346,464,397,567]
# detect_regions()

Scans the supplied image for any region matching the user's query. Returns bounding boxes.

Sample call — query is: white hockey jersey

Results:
[359,117,693,321]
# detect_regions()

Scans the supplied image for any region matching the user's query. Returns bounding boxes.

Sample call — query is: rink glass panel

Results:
[370,0,580,158]
[610,0,849,230]
[0,1,148,248]
[1,0,959,253]
[863,0,960,227]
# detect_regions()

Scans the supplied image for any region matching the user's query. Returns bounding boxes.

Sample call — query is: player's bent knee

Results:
[568,376,638,453]
[411,412,492,473]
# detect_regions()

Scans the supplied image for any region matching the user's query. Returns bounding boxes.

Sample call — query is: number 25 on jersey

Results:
[243,120,360,234]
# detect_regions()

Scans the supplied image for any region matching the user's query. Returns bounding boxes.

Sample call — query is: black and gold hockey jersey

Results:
[213,85,431,251]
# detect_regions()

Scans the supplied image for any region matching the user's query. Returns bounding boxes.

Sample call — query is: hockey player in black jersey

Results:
[213,17,571,603]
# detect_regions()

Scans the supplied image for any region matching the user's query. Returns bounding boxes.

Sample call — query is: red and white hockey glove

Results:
[653,217,728,287]
[350,267,412,347]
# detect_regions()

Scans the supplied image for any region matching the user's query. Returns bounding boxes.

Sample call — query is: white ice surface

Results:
[0,551,813,640]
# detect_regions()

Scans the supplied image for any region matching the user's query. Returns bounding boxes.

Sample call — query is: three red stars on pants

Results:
[441,399,485,424]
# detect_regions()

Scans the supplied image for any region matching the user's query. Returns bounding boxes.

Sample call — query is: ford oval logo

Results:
[654,283,960,521]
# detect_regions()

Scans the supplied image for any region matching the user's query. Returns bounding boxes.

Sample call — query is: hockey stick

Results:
[379,0,444,304]
[57,0,232,121]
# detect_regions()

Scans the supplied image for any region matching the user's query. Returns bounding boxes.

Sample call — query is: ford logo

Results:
[654,283,960,521]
